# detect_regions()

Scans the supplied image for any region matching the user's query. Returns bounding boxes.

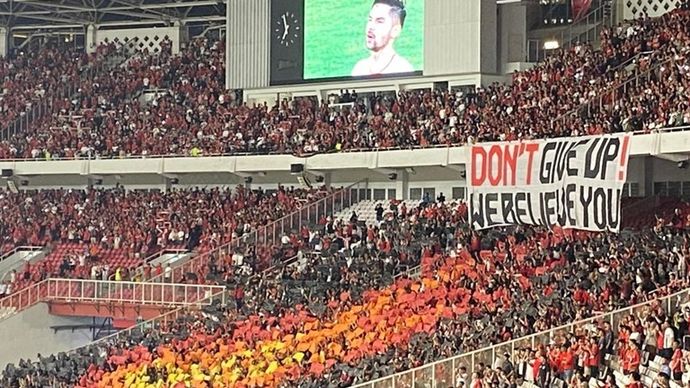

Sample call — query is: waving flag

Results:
[572,0,593,21]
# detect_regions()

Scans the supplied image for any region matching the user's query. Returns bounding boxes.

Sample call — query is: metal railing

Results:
[45,278,225,306]
[0,278,225,316]
[527,0,609,63]
[59,287,226,357]
[139,248,191,267]
[353,287,690,388]
[393,264,422,281]
[70,305,185,349]
[563,0,609,46]
[0,245,45,283]
[0,279,45,313]
[150,181,369,283]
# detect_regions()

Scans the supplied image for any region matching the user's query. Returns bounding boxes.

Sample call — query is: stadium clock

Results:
[274,11,301,47]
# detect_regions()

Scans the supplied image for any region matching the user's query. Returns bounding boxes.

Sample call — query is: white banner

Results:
[467,134,632,232]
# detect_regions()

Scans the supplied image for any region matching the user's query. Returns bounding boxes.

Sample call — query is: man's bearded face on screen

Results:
[365,3,402,52]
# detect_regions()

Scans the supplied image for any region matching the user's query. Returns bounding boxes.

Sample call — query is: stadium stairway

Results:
[334,199,423,226]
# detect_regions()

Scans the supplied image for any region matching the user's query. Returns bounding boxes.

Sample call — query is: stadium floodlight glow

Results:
[543,40,560,50]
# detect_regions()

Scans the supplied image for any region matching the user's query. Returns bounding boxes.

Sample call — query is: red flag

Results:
[572,0,593,21]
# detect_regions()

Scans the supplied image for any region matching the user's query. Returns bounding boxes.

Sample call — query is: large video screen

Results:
[270,0,424,85]
[304,0,424,79]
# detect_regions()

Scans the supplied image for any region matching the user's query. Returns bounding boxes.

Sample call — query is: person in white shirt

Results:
[455,366,468,386]
[351,0,414,77]
[232,252,244,267]
[164,264,172,282]
[661,321,675,360]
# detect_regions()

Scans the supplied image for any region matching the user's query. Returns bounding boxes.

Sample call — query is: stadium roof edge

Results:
[0,0,226,32]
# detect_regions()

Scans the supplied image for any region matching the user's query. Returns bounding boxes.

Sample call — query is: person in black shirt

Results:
[375,203,384,222]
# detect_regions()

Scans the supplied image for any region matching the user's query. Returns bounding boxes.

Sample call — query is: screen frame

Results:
[270,70,424,86]
[269,0,424,86]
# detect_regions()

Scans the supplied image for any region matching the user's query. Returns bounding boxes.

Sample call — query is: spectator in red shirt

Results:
[558,344,575,381]
[587,337,601,379]
[670,340,684,381]
[627,371,643,388]
[234,285,244,311]
[623,341,642,375]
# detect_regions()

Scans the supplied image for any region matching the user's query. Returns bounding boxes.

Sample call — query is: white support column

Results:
[643,156,654,197]
[0,27,9,58]
[322,172,332,190]
[86,24,97,54]
[177,20,189,46]
[172,21,182,55]
[225,1,231,90]
[396,170,409,200]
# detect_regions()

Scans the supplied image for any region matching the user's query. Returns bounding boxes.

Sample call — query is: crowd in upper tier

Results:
[0,7,688,160]
[0,185,332,298]
[1,196,688,387]
[0,44,119,133]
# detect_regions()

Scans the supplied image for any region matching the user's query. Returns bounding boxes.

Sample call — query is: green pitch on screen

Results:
[304,0,424,79]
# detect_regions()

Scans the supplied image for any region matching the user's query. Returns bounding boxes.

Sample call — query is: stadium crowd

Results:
[0,38,171,160]
[455,296,690,388]
[0,185,332,297]
[0,8,687,160]
[0,44,109,132]
[0,37,223,159]
[0,197,687,387]
[2,2,690,388]
[0,43,119,135]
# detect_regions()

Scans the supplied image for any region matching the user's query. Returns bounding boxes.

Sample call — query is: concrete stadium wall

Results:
[0,303,102,368]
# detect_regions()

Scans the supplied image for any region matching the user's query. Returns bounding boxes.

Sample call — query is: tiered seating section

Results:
[0,3,689,388]
[0,196,687,387]
[0,43,119,133]
[0,186,332,298]
[0,8,688,160]
[462,298,690,388]
[621,196,690,230]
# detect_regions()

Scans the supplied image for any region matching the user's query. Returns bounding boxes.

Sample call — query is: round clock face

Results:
[274,11,300,47]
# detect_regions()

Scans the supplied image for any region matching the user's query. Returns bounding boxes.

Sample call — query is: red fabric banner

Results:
[572,0,593,21]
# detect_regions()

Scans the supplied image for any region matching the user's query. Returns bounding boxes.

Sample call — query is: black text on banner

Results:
[467,134,632,232]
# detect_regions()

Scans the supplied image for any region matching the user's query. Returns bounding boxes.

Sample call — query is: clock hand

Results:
[281,14,289,39]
